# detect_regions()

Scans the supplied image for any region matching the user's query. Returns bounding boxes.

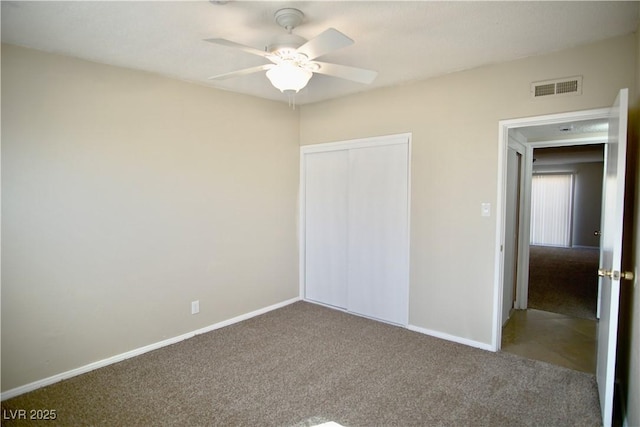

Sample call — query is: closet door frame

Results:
[299,133,412,326]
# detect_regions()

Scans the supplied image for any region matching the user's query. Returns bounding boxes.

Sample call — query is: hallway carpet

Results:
[528,245,599,319]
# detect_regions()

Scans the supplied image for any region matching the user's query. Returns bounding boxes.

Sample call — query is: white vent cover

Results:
[531,76,582,98]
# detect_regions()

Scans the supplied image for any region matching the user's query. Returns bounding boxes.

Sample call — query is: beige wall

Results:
[1,44,300,392]
[300,34,637,345]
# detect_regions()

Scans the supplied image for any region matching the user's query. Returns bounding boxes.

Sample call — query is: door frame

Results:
[492,108,610,350]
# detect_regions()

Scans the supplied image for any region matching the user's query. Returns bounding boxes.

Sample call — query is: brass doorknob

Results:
[598,268,634,280]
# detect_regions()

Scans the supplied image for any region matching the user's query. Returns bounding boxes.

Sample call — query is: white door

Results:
[502,147,521,325]
[347,143,410,325]
[304,150,349,309]
[596,88,629,427]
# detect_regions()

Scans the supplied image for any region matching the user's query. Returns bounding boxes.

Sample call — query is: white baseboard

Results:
[1,297,301,401]
[407,324,494,352]
[304,300,493,352]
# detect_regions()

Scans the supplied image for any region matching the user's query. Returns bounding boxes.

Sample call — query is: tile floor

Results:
[501,308,597,374]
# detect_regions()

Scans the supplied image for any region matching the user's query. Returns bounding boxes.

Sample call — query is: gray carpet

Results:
[2,301,601,426]
[528,245,599,320]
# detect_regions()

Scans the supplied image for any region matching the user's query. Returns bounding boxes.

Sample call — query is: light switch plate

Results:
[481,202,491,217]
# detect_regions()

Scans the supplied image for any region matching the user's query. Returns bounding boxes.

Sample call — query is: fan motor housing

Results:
[267,33,307,54]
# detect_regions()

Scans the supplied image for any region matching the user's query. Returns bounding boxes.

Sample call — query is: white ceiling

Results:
[2,1,638,105]
[517,118,609,142]
[514,118,608,166]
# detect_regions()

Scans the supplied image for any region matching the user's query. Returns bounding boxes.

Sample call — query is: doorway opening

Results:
[494,112,609,374]
[494,89,629,427]
[527,144,604,321]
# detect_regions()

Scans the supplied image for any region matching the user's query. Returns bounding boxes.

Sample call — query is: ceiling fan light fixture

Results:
[205,7,378,99]
[266,62,312,93]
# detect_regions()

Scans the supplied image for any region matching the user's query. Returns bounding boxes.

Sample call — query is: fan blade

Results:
[208,64,273,80]
[297,28,353,60]
[313,61,378,84]
[204,38,271,58]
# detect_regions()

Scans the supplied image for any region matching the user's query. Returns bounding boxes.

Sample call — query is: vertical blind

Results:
[530,173,574,247]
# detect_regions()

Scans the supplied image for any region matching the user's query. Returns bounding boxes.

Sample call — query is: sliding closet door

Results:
[303,150,349,309]
[347,143,409,325]
[302,134,410,326]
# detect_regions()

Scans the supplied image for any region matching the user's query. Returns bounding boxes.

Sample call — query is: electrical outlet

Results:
[191,300,200,315]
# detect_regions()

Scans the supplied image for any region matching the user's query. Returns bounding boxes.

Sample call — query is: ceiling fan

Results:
[204,8,378,93]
